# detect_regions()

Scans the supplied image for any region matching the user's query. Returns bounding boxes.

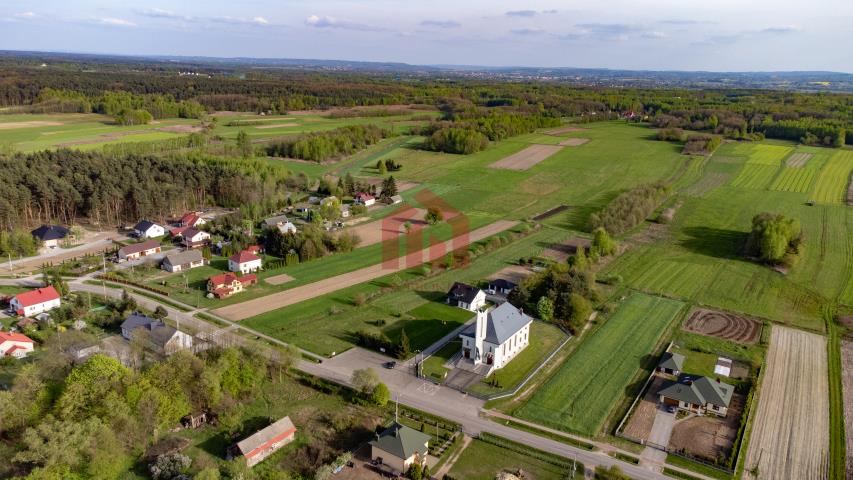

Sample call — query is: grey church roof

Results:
[484,302,533,345]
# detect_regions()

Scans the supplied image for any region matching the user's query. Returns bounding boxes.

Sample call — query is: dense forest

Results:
[265,125,389,162]
[0,150,291,229]
[2,65,852,146]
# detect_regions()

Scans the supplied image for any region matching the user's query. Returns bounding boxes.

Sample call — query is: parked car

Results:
[383,361,396,369]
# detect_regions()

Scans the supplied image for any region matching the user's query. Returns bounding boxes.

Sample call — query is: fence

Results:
[96,274,171,297]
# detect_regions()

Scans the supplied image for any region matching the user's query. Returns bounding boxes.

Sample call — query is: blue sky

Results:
[1,0,851,72]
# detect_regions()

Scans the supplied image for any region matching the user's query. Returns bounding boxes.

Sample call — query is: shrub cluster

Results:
[589,184,669,234]
[265,124,389,162]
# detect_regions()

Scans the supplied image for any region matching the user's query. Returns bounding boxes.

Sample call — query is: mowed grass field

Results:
[603,141,853,332]
[513,293,685,436]
[811,150,853,204]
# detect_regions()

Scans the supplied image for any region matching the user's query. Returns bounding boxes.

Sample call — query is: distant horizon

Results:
[5,49,853,76]
[1,1,850,72]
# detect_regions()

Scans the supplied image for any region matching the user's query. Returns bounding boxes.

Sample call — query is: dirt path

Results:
[743,326,829,479]
[434,435,472,479]
[841,340,853,475]
[489,144,563,171]
[213,220,518,320]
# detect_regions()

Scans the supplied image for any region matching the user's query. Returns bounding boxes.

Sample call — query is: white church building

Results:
[459,302,532,373]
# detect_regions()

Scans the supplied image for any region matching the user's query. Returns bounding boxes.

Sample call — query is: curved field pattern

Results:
[744,327,829,480]
[682,308,761,344]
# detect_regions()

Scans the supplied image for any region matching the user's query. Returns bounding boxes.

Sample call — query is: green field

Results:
[514,293,685,436]
[446,438,578,480]
[811,150,853,204]
[769,153,828,193]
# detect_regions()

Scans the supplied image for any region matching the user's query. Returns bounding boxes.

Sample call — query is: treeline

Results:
[589,184,669,234]
[760,118,846,147]
[262,224,360,263]
[35,89,205,123]
[419,113,561,154]
[265,125,389,162]
[0,150,291,230]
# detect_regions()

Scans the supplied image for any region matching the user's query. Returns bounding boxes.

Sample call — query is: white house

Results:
[181,228,211,249]
[446,282,486,312]
[0,331,35,358]
[228,250,263,274]
[133,220,166,239]
[120,313,193,356]
[31,225,69,249]
[161,249,206,273]
[118,239,161,261]
[459,302,532,372]
[179,212,207,228]
[263,214,297,234]
[10,286,62,317]
[354,192,376,206]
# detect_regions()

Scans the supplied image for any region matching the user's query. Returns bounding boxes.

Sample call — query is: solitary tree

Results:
[425,206,443,225]
[236,130,253,158]
[351,368,380,395]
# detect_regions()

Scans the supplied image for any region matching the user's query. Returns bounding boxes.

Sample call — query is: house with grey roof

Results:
[263,214,297,234]
[657,351,685,376]
[658,376,734,417]
[459,301,532,374]
[446,282,486,312]
[369,422,430,474]
[120,312,192,356]
[161,249,206,273]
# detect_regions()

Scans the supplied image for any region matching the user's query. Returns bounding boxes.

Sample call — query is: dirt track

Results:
[841,340,853,474]
[743,326,828,479]
[558,138,590,146]
[489,144,563,171]
[213,220,518,320]
[0,120,64,130]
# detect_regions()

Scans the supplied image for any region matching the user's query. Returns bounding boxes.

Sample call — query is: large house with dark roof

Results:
[370,422,430,473]
[120,312,192,356]
[459,302,532,372]
[31,225,69,248]
[161,249,206,273]
[133,220,165,239]
[445,282,486,312]
[658,376,734,417]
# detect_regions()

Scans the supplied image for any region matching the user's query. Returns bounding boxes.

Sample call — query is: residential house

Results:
[234,416,297,467]
[181,228,211,249]
[0,331,35,358]
[118,240,161,261]
[10,286,61,317]
[445,282,486,312]
[161,249,206,273]
[263,214,297,234]
[120,312,193,355]
[229,250,263,274]
[207,272,258,299]
[658,376,734,417]
[487,278,517,296]
[370,423,430,474]
[657,351,685,376]
[31,225,69,248]
[459,301,532,372]
[354,192,376,206]
[386,195,403,205]
[179,212,207,228]
[133,220,166,239]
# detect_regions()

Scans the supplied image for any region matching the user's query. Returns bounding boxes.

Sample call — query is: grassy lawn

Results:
[0,285,27,296]
[422,340,461,382]
[447,438,579,480]
[669,330,766,389]
[467,321,568,396]
[388,302,473,352]
[241,225,565,356]
[514,293,685,436]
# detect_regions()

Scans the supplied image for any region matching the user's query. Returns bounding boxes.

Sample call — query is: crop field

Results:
[682,308,762,344]
[811,150,853,204]
[841,340,853,475]
[730,164,780,189]
[744,326,829,480]
[489,144,564,170]
[513,293,684,436]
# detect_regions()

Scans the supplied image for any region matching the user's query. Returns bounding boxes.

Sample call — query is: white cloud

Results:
[420,20,461,28]
[138,8,186,20]
[98,17,136,27]
[14,12,36,19]
[641,31,667,39]
[305,14,384,32]
[506,10,537,18]
[512,28,545,35]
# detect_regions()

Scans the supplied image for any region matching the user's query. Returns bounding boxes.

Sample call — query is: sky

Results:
[1,0,851,72]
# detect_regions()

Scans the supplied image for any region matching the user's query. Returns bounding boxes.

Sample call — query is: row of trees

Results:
[0,149,291,230]
[419,113,561,154]
[262,223,360,262]
[264,125,390,162]
[589,184,669,234]
[35,88,205,123]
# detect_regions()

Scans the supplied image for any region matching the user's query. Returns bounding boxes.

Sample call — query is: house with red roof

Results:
[10,286,61,317]
[207,273,258,299]
[228,250,263,274]
[179,212,207,228]
[354,192,376,207]
[0,331,35,358]
[118,240,161,261]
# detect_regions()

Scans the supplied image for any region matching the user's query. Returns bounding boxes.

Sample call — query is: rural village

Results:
[0,39,851,480]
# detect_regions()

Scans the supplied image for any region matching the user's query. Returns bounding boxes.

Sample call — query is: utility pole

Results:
[7,252,11,273]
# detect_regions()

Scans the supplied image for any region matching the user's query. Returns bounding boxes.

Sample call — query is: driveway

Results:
[641,406,676,467]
